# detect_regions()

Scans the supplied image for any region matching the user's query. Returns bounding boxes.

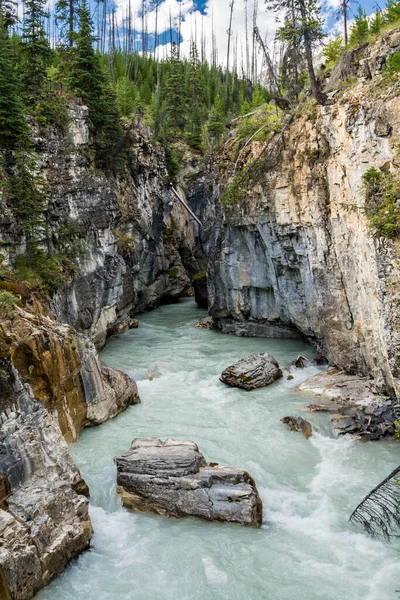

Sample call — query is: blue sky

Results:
[93,0,386,63]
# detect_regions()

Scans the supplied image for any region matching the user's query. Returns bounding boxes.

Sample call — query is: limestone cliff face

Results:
[0,301,141,598]
[0,305,140,443]
[203,36,400,396]
[0,366,92,600]
[26,105,199,348]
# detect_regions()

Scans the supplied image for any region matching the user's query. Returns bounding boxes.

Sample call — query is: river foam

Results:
[37,299,400,600]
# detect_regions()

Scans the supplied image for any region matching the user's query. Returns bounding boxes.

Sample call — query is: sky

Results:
[109,0,381,68]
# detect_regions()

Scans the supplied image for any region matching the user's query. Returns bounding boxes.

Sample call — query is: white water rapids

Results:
[37,299,400,600]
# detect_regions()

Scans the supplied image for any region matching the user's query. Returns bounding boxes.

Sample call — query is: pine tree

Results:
[206,95,225,145]
[0,0,16,30]
[336,1,351,46]
[20,0,51,101]
[187,42,204,150]
[0,15,28,148]
[349,7,369,47]
[385,0,400,24]
[164,42,186,133]
[265,0,326,105]
[370,11,384,36]
[67,0,123,167]
[116,75,137,118]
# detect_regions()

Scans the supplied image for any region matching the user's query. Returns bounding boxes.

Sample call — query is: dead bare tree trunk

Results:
[245,0,250,79]
[254,25,280,94]
[153,0,158,59]
[299,0,326,105]
[343,0,348,46]
[225,0,234,113]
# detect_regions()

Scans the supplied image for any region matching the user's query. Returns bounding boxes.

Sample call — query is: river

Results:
[37,299,400,600]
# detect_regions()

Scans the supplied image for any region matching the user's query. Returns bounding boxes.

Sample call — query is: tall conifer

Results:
[21,0,51,101]
[0,15,27,147]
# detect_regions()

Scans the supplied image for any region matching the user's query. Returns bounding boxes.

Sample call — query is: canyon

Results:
[1,31,400,598]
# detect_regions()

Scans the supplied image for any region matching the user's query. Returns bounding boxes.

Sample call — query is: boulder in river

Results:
[116,438,262,527]
[292,355,311,369]
[220,353,282,391]
[194,316,218,331]
[281,416,313,439]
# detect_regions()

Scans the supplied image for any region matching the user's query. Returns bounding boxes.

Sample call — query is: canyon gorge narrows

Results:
[0,17,400,600]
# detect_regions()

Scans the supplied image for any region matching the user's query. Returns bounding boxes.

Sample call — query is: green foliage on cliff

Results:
[323,37,344,67]
[33,93,71,133]
[8,152,47,251]
[386,51,400,75]
[0,291,18,318]
[67,0,123,169]
[0,16,28,148]
[362,167,400,238]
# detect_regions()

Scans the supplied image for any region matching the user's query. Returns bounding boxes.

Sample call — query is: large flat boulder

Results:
[220,353,282,391]
[116,438,262,527]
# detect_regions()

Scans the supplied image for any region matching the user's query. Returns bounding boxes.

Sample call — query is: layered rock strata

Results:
[0,105,200,350]
[0,301,140,599]
[0,369,92,600]
[116,438,262,526]
[1,306,140,443]
[199,34,400,397]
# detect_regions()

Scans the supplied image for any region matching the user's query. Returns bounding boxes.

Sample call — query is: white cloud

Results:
[114,0,279,73]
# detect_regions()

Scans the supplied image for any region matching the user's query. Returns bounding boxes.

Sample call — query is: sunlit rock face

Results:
[201,40,400,397]
[1,306,140,443]
[0,301,140,598]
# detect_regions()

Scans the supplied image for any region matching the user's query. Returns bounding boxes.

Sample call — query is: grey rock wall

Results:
[0,370,92,600]
[203,75,400,396]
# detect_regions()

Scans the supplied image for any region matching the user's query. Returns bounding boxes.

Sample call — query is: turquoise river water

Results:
[37,299,400,600]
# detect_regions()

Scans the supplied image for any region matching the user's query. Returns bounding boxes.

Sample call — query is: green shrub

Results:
[13,251,76,295]
[0,290,18,318]
[193,269,206,281]
[385,0,400,24]
[386,52,400,75]
[33,92,71,133]
[349,7,369,47]
[220,162,256,206]
[362,167,400,237]
[323,37,344,67]
[165,145,180,186]
[113,229,136,254]
[168,267,179,278]
[370,12,384,35]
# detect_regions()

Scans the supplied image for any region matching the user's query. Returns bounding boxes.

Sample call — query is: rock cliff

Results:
[0,102,197,597]
[200,33,400,397]
[0,366,92,600]
[0,104,200,349]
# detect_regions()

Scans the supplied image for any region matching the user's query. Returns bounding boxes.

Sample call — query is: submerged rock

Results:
[302,404,332,412]
[215,319,303,339]
[292,355,311,369]
[281,416,313,439]
[298,368,387,408]
[116,438,262,527]
[220,353,282,391]
[194,316,218,330]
